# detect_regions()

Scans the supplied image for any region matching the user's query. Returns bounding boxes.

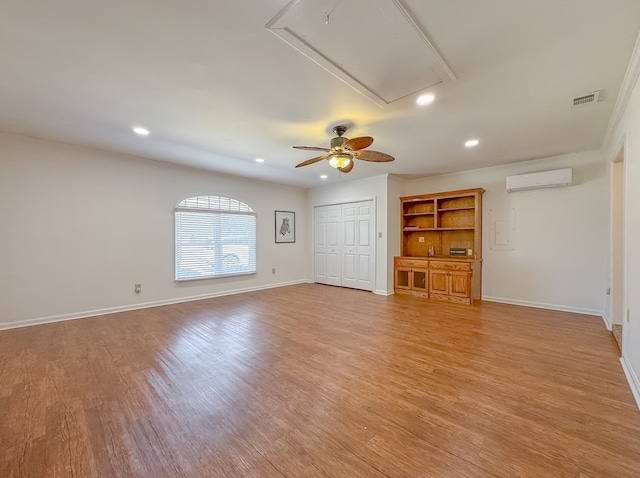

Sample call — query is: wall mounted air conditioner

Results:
[506,168,573,192]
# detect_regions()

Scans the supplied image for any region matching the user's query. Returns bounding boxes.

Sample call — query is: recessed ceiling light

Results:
[320,174,328,179]
[416,93,435,106]
[465,139,480,148]
[132,126,150,136]
[255,158,265,163]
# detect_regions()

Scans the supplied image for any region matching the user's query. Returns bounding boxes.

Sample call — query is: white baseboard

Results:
[0,279,310,332]
[621,353,640,411]
[601,313,612,331]
[374,289,393,296]
[482,296,602,317]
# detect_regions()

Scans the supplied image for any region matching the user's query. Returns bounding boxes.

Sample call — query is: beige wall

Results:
[0,133,309,329]
[306,149,609,314]
[402,150,608,315]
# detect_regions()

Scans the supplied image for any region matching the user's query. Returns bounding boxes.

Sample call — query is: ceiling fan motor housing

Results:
[330,136,348,149]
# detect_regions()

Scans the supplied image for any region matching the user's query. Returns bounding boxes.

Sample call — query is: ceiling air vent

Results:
[571,90,600,108]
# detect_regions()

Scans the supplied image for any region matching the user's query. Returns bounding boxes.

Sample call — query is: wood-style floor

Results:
[1,284,639,477]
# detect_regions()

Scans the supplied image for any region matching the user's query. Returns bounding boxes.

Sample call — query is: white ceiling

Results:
[1,0,639,188]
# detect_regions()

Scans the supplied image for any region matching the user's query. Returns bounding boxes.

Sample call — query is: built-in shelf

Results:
[404,227,476,232]
[437,207,475,212]
[395,188,485,304]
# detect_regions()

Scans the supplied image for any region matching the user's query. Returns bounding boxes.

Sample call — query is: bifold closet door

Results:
[341,202,374,291]
[314,204,341,286]
[314,200,374,292]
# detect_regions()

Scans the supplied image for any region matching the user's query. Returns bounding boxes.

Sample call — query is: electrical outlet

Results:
[606,288,611,295]
[135,283,141,294]
[418,237,425,243]
[271,268,276,274]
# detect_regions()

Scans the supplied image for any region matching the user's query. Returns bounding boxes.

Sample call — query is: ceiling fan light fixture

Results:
[328,152,352,169]
[293,125,394,173]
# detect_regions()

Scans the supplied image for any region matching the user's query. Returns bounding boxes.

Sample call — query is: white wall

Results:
[606,42,640,407]
[306,174,391,294]
[386,175,403,292]
[402,150,608,315]
[0,133,308,329]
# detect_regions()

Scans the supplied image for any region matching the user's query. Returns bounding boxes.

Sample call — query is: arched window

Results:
[175,195,256,280]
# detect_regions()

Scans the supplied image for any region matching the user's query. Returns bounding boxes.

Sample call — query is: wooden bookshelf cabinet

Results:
[395,188,484,304]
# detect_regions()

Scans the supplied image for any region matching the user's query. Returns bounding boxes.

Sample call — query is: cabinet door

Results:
[429,270,449,295]
[411,269,428,293]
[395,268,411,290]
[449,271,471,298]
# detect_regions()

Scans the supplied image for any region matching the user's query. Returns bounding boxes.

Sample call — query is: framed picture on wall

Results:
[275,211,295,243]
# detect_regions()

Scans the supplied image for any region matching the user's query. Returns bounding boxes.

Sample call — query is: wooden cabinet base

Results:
[394,256,481,304]
[429,293,473,305]
[395,288,430,298]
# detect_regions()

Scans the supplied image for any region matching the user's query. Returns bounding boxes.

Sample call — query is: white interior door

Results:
[321,204,342,286]
[354,201,374,291]
[314,206,328,284]
[342,203,358,288]
[314,200,375,292]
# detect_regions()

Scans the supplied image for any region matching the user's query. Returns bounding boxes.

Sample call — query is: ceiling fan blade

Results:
[292,146,331,152]
[343,136,373,151]
[338,159,354,173]
[295,155,327,168]
[355,150,395,162]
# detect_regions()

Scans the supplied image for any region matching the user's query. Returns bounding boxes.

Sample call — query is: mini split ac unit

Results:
[506,168,573,192]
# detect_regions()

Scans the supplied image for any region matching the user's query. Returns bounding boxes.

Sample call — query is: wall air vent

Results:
[572,90,600,108]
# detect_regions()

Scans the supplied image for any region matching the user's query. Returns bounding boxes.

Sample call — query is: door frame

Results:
[313,197,377,291]
[609,138,627,350]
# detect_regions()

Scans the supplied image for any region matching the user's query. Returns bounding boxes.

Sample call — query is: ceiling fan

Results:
[293,125,395,173]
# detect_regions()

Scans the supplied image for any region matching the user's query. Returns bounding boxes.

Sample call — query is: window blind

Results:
[175,196,256,281]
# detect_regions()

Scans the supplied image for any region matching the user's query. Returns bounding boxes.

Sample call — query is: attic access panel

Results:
[267,0,456,107]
